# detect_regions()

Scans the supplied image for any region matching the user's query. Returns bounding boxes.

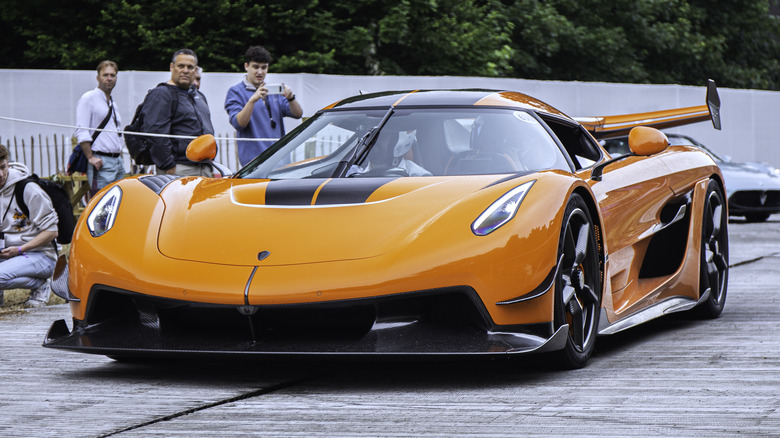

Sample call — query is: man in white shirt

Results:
[75,60,126,193]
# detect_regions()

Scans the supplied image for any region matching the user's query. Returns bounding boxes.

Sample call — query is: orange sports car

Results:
[45,84,728,368]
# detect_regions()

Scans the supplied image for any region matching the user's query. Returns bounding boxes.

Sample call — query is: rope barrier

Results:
[0,116,280,142]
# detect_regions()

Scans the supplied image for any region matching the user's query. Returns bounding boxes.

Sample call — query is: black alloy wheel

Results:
[553,194,602,369]
[697,180,729,318]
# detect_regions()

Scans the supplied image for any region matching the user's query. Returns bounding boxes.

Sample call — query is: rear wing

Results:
[575,80,721,140]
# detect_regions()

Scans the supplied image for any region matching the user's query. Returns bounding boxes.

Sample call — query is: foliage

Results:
[507,0,780,89]
[1,0,779,89]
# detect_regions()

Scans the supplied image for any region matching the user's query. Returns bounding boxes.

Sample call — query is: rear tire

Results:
[552,194,602,369]
[744,212,770,223]
[696,180,729,318]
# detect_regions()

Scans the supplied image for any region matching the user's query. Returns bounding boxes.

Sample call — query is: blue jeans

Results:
[0,251,56,290]
[87,155,126,191]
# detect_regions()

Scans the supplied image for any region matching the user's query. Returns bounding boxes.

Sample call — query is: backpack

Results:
[124,83,178,165]
[14,175,76,245]
[67,103,115,175]
[66,145,89,175]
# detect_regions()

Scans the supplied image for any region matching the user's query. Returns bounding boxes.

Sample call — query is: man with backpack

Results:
[0,145,59,308]
[137,48,214,176]
[74,60,126,194]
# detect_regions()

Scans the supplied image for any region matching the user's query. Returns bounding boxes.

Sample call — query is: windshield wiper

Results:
[331,106,395,177]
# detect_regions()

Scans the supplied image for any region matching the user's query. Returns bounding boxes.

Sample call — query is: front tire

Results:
[553,194,602,369]
[697,180,729,318]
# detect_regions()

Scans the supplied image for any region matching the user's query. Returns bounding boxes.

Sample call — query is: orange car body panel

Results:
[62,88,724,349]
[68,171,590,326]
[587,145,720,322]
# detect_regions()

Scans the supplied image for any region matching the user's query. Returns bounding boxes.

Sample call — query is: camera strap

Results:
[263,98,276,130]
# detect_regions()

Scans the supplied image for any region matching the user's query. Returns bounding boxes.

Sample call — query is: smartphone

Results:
[265,83,284,94]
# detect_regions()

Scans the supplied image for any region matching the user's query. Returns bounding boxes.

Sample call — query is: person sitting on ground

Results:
[0,145,58,308]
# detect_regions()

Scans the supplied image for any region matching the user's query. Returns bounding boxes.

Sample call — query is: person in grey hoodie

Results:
[0,145,59,307]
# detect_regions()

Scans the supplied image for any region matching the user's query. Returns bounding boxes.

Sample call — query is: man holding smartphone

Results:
[224,45,303,167]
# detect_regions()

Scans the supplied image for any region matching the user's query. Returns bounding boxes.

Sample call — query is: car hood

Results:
[156,176,510,266]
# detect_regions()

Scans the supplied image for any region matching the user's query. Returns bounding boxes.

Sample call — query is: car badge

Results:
[760,191,768,206]
[238,305,258,316]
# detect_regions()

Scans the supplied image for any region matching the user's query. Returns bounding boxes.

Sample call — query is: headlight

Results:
[87,186,122,237]
[471,180,535,236]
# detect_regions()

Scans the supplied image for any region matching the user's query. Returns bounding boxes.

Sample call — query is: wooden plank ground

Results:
[1,216,779,437]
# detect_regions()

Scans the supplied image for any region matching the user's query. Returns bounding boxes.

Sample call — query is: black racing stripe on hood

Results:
[315,178,397,205]
[265,179,325,206]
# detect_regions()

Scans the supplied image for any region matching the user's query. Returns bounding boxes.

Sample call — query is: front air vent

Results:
[139,175,180,194]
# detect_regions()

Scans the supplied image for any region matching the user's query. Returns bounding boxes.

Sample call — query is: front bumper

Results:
[43,286,567,358]
[728,189,780,215]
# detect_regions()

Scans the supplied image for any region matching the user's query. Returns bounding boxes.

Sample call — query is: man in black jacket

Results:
[142,48,215,176]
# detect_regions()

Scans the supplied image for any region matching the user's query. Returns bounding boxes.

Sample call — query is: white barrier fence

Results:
[2,70,780,170]
[0,133,242,177]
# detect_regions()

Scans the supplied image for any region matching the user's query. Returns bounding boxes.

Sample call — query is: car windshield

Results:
[235,108,571,179]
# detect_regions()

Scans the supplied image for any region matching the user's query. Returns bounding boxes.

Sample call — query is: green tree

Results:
[1,0,779,89]
[506,0,780,89]
[0,0,514,76]
[0,0,108,69]
[266,0,515,77]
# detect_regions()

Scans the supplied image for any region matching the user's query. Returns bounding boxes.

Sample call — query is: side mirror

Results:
[628,126,668,156]
[186,134,217,162]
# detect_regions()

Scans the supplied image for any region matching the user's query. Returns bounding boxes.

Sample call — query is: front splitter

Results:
[43,318,569,359]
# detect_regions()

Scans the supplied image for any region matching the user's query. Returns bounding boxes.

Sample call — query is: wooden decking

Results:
[1,216,778,437]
